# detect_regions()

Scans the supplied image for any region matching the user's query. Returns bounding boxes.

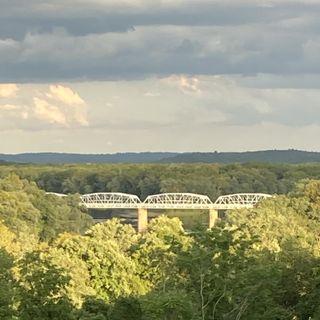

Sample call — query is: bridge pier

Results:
[137,207,148,232]
[208,209,218,229]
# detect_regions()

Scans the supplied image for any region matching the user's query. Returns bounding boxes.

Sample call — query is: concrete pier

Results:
[208,209,218,229]
[137,207,148,232]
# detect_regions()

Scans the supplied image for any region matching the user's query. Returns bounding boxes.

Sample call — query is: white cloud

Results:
[48,84,85,105]
[33,97,67,126]
[144,92,161,97]
[0,103,29,131]
[0,104,20,111]
[44,84,89,126]
[42,85,89,126]
[0,84,89,130]
[163,75,202,95]
[0,84,18,98]
[1,76,320,151]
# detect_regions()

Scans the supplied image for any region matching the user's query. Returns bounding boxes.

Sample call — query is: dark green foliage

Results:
[109,297,142,320]
[141,291,194,320]
[76,298,110,320]
[0,174,93,241]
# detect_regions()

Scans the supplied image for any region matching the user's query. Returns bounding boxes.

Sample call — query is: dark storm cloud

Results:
[1,0,320,81]
[0,1,300,39]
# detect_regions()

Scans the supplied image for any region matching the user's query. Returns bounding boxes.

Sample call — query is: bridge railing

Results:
[143,193,213,209]
[80,192,142,209]
[213,193,272,210]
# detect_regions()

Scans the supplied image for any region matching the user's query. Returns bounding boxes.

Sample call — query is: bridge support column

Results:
[208,209,218,229]
[138,207,148,233]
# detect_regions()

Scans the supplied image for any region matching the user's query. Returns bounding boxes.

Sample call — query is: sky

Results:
[1,0,320,153]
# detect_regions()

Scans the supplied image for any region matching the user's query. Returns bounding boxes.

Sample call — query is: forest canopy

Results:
[1,164,320,319]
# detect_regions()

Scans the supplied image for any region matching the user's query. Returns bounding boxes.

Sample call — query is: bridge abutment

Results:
[208,209,218,229]
[138,207,148,232]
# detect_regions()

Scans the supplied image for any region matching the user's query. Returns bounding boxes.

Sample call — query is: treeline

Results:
[159,149,320,163]
[0,152,178,164]
[2,163,320,199]
[2,176,320,319]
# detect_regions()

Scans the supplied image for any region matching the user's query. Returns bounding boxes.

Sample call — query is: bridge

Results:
[47,192,272,232]
[79,192,271,210]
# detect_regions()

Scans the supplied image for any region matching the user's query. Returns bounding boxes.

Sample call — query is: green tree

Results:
[134,216,191,291]
[17,251,74,320]
[0,249,16,320]
[56,219,148,303]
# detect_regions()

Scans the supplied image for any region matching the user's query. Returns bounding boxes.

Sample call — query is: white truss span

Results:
[79,192,272,210]
[143,193,213,209]
[80,192,141,209]
[213,193,272,210]
[46,192,67,197]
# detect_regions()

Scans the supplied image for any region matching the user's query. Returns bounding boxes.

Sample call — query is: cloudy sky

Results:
[1,0,320,153]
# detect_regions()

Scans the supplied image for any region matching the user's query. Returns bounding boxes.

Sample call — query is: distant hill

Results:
[1,150,320,164]
[158,150,320,164]
[0,152,178,164]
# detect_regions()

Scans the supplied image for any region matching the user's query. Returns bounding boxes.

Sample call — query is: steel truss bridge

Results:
[47,192,272,231]
[78,192,272,210]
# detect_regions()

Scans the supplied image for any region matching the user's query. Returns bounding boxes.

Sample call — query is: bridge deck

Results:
[77,192,272,210]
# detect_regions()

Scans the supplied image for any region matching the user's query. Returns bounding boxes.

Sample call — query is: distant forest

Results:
[2,149,320,164]
[2,162,320,200]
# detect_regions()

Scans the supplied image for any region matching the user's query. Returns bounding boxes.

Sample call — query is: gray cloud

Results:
[0,1,305,39]
[2,0,320,81]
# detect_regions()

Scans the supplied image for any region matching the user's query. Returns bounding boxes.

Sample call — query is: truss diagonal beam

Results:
[213,193,272,209]
[143,193,213,209]
[80,192,141,209]
[78,192,272,210]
